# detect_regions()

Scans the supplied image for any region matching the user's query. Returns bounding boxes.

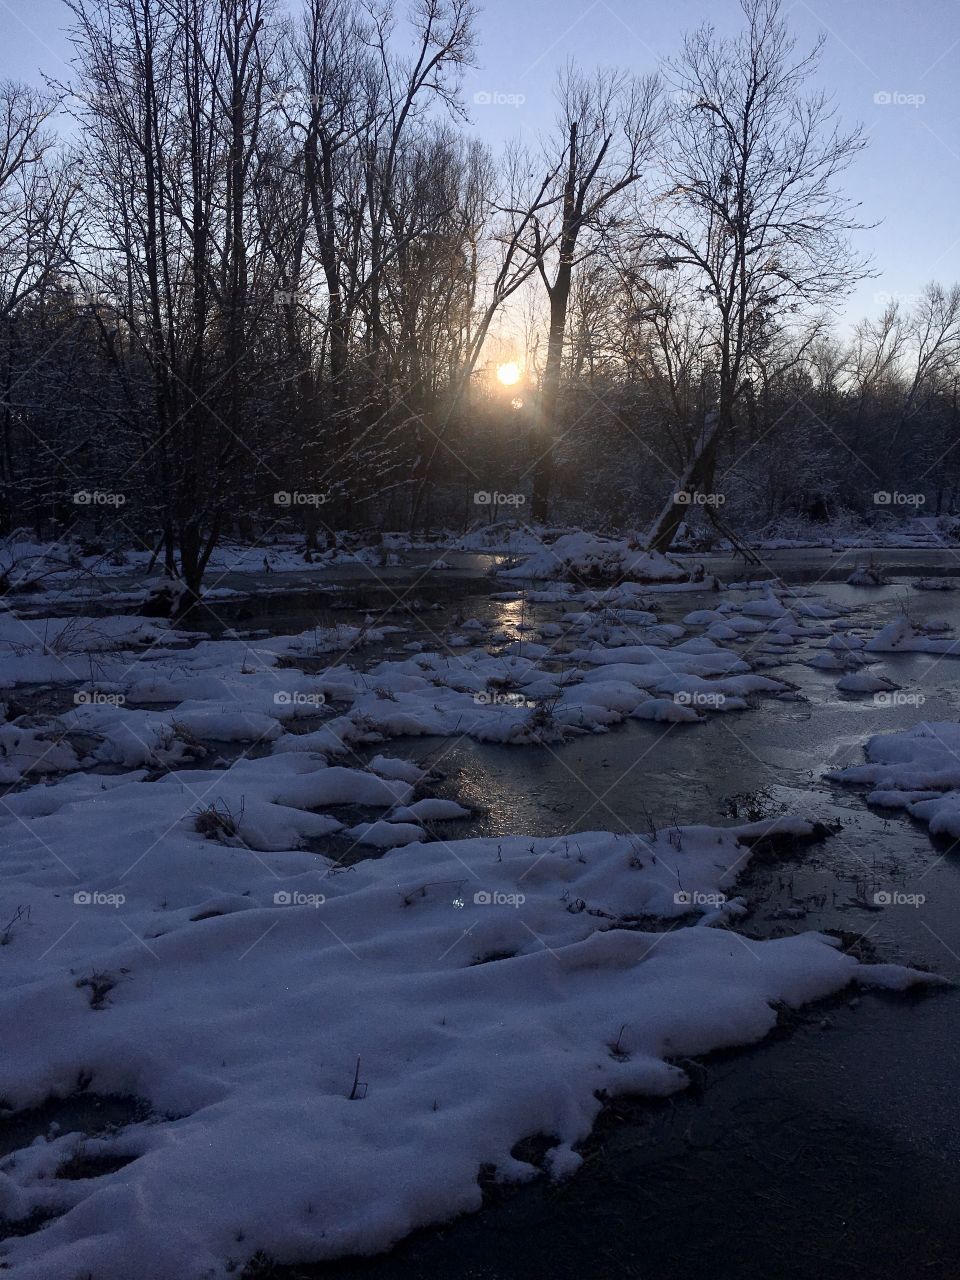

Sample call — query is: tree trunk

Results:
[531,282,570,522]
[530,120,579,524]
[645,411,722,552]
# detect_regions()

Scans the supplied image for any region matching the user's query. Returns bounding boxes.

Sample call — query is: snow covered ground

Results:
[4,512,958,608]
[4,786,937,1279]
[459,514,960,566]
[0,550,954,1276]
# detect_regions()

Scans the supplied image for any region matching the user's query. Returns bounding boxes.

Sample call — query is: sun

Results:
[496,361,521,386]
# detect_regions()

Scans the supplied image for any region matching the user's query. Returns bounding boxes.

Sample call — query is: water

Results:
[287,984,959,1280]
[12,547,960,1276]
[248,556,960,1279]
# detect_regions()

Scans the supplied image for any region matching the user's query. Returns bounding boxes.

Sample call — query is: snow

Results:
[343,818,426,847]
[393,798,472,822]
[631,697,703,722]
[0,793,938,1278]
[454,523,544,553]
[0,577,879,796]
[0,558,951,1276]
[865,616,960,654]
[500,533,689,584]
[704,513,960,551]
[829,720,960,838]
[836,671,900,694]
[0,724,80,784]
[847,564,887,586]
[369,754,427,784]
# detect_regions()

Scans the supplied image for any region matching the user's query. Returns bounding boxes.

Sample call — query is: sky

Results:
[1,0,958,327]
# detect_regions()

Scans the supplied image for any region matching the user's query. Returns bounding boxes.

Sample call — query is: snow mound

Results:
[501,534,688,584]
[836,672,899,694]
[847,564,887,586]
[0,807,938,1278]
[865,616,960,654]
[829,720,960,838]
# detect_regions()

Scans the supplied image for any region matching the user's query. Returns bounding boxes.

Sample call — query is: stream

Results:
[275,551,960,1279]
[14,544,960,1278]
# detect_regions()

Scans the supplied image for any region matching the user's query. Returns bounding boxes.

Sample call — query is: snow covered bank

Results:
[685,513,960,551]
[0,531,444,594]
[0,793,939,1278]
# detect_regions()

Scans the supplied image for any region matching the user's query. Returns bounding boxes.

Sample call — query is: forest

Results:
[2,5,960,1277]
[2,0,958,604]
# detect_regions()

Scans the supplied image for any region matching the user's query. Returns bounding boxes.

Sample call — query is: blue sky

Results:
[2,0,958,325]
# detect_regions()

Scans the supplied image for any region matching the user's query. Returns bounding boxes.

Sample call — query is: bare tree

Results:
[645,0,869,551]
[0,83,77,321]
[0,82,81,529]
[65,0,283,604]
[515,64,662,521]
